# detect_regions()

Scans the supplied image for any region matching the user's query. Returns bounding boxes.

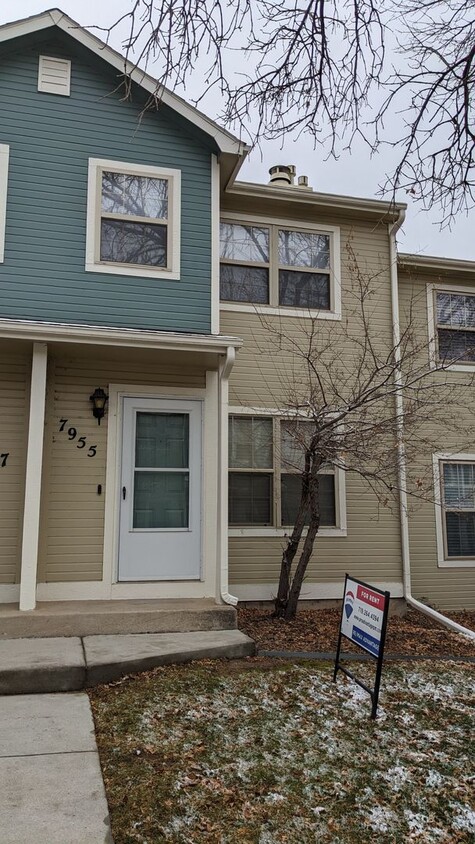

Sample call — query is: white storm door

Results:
[118,397,202,581]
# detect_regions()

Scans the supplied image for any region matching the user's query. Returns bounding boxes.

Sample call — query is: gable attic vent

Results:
[38,56,71,96]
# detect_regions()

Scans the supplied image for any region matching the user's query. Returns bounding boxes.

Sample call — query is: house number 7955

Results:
[59,419,97,457]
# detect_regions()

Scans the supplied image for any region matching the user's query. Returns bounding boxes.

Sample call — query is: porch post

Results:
[19,342,48,611]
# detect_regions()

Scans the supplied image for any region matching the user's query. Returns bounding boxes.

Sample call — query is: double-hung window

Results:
[435,290,475,363]
[228,413,344,533]
[438,459,475,561]
[86,159,181,279]
[280,421,336,527]
[220,217,340,318]
[228,416,274,525]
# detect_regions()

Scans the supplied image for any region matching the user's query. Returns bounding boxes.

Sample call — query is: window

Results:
[280,421,336,527]
[220,216,340,317]
[440,461,475,558]
[228,416,273,525]
[435,290,475,363]
[0,144,9,263]
[228,413,344,534]
[86,159,181,279]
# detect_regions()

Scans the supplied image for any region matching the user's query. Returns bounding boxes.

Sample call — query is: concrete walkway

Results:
[0,629,255,694]
[0,692,113,843]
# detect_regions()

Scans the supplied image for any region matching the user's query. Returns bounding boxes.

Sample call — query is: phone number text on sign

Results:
[340,578,388,657]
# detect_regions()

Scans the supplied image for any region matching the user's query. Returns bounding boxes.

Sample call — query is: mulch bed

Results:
[238,606,475,658]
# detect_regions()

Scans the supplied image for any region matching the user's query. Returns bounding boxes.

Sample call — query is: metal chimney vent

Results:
[268,165,296,186]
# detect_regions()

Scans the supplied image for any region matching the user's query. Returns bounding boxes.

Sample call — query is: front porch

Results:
[0,598,237,639]
[0,322,242,612]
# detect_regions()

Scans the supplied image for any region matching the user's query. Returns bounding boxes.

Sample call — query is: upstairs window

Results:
[220,218,340,317]
[435,291,475,363]
[100,172,168,267]
[278,229,330,309]
[86,159,181,280]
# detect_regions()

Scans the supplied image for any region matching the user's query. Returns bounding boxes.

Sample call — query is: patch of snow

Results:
[451,804,475,833]
[404,809,428,835]
[425,769,443,788]
[382,765,411,792]
[367,805,398,833]
[265,792,285,804]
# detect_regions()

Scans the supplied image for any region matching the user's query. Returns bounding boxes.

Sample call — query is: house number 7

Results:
[0,453,9,468]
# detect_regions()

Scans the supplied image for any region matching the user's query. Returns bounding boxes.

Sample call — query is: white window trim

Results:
[433,452,475,568]
[0,144,9,263]
[228,405,347,537]
[427,282,475,372]
[85,158,181,280]
[220,212,341,320]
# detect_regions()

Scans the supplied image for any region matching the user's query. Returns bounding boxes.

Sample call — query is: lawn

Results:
[90,658,475,843]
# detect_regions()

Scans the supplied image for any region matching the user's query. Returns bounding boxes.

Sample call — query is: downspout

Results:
[389,211,475,640]
[218,346,238,606]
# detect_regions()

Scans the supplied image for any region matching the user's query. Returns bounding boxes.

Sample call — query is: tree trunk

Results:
[273,461,311,618]
[283,471,321,620]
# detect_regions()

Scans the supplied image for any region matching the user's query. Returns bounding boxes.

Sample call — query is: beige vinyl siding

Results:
[399,270,475,609]
[0,347,29,583]
[229,474,401,586]
[221,212,403,587]
[38,349,206,583]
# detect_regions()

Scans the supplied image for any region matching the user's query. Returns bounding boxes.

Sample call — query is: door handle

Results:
[122,486,126,500]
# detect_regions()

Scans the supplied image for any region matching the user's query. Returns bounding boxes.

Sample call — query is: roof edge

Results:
[229,181,406,218]
[0,8,248,158]
[398,252,475,275]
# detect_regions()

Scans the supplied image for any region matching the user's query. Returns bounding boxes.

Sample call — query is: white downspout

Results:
[218,346,238,606]
[389,212,475,640]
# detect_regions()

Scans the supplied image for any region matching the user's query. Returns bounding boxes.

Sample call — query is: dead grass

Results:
[90,659,475,844]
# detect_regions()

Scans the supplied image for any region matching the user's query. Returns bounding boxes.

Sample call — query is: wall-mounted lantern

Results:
[90,387,108,425]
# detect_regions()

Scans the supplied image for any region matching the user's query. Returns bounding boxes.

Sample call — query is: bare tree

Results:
[101,0,475,219]
[243,247,475,619]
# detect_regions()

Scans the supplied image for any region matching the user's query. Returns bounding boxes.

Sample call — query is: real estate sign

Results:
[340,577,388,657]
[333,575,390,718]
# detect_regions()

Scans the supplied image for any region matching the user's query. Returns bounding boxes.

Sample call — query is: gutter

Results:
[218,347,238,606]
[389,213,475,641]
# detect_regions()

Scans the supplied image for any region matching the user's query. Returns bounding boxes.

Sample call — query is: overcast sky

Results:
[3,1,474,260]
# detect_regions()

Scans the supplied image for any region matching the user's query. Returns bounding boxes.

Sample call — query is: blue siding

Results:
[0,30,214,333]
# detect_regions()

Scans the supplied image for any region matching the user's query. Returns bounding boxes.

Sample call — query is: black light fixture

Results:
[90,387,108,425]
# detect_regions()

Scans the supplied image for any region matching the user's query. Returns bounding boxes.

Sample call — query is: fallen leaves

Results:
[238,607,475,658]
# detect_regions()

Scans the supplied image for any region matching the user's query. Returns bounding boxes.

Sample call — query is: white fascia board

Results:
[0,10,246,157]
[230,181,407,217]
[398,252,475,276]
[0,317,243,354]
[0,11,55,42]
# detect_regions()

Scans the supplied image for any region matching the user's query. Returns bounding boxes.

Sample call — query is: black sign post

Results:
[333,574,390,719]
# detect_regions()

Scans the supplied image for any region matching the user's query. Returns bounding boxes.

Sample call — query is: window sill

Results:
[437,557,475,568]
[85,261,180,281]
[220,302,341,320]
[433,361,475,373]
[229,527,347,538]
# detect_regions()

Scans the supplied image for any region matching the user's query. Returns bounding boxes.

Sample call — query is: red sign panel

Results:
[357,584,386,612]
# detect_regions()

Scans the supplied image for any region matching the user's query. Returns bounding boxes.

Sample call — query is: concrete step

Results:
[0,598,237,638]
[0,630,256,695]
